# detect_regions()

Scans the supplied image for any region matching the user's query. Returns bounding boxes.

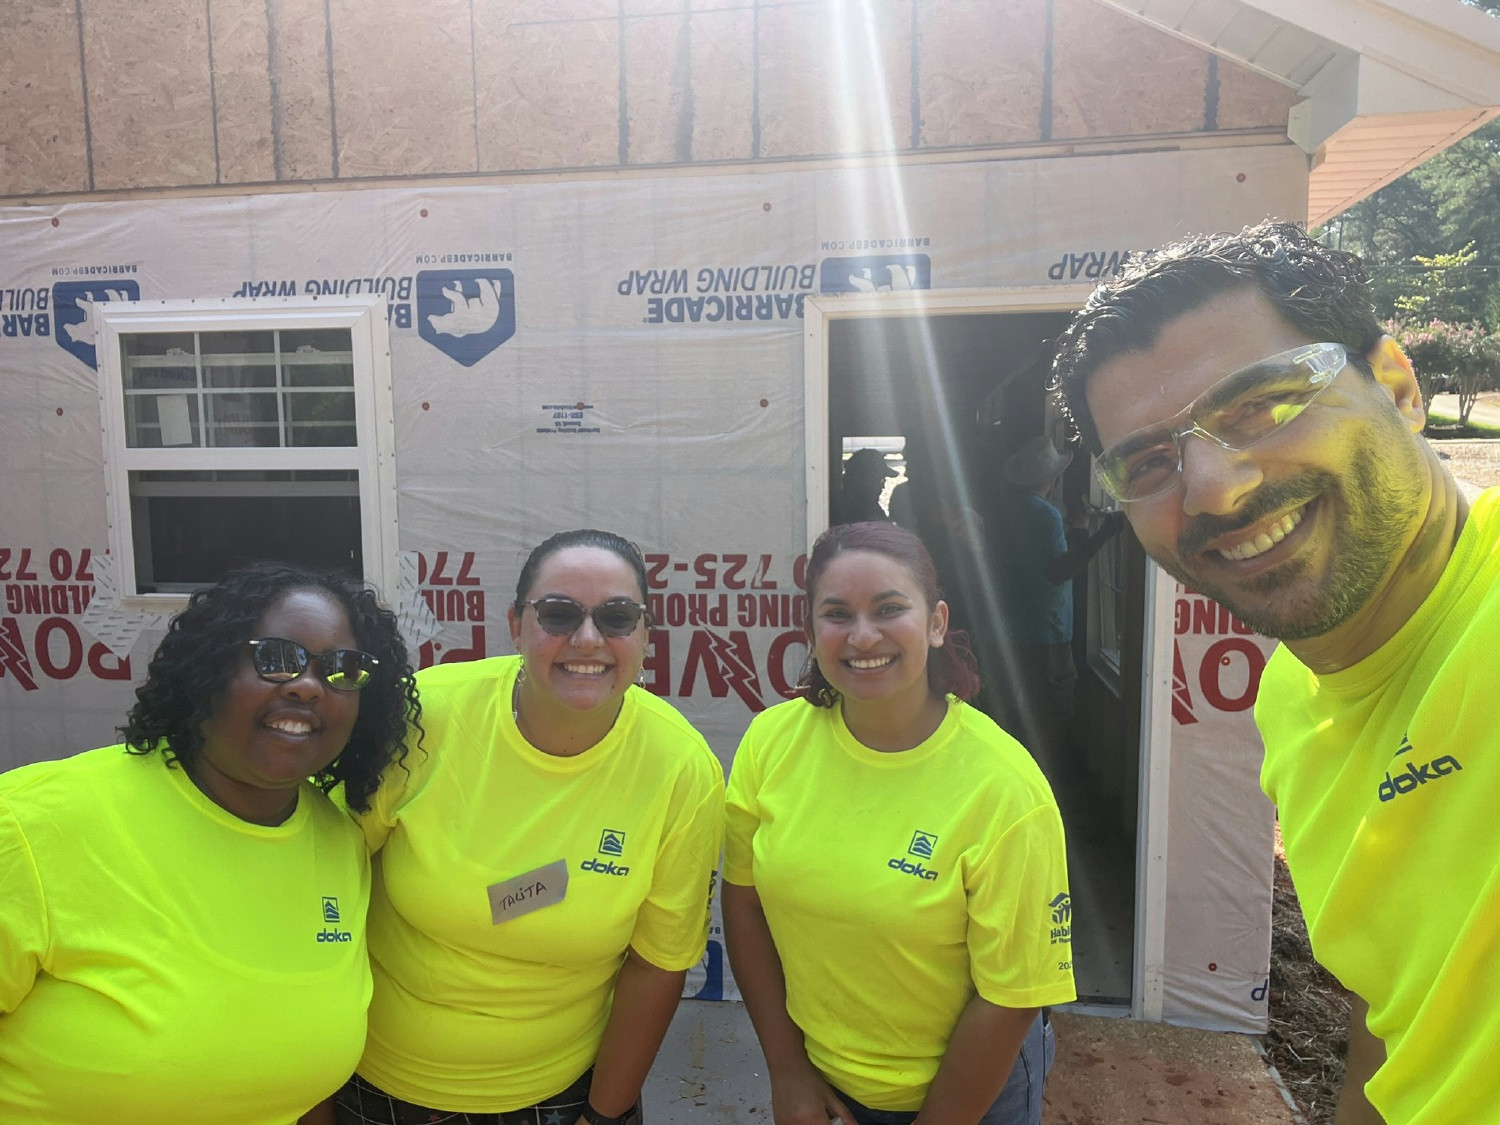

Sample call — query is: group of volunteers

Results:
[3,218,1494,1125]
[0,523,1072,1125]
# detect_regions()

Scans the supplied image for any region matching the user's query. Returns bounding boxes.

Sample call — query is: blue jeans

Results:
[833,1012,1054,1125]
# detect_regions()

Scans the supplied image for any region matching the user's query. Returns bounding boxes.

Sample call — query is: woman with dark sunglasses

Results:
[334,529,724,1125]
[723,522,1075,1125]
[0,562,419,1124]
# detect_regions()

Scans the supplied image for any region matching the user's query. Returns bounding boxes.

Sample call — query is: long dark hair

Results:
[798,521,981,707]
[118,562,421,812]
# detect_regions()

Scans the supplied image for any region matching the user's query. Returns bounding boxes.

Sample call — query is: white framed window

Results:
[95,297,398,614]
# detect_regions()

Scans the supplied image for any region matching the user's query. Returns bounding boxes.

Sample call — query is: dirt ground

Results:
[1045,1012,1299,1125]
[1431,437,1500,493]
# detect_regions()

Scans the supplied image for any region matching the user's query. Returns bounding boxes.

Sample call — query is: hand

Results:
[427,278,504,337]
[769,1062,853,1125]
[62,287,132,347]
[1098,509,1128,536]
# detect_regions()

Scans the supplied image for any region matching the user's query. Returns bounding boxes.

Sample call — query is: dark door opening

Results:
[826,311,1144,1005]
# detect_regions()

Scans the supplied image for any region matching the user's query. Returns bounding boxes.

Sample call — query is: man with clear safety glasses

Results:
[1049,221,1498,1125]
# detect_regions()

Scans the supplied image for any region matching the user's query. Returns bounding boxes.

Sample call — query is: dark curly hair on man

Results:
[1049,220,1385,454]
[118,562,421,813]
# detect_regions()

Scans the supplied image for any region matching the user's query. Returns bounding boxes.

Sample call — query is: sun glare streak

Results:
[827,0,1026,715]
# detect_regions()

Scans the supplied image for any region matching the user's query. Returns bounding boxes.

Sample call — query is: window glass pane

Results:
[282,328,354,388]
[286,362,355,389]
[286,391,357,447]
[207,392,281,447]
[201,330,276,355]
[126,393,200,449]
[281,328,352,354]
[122,331,198,393]
[123,332,196,357]
[129,471,362,592]
[204,362,278,389]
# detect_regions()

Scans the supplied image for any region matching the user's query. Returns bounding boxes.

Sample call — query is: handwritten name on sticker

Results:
[488,859,568,924]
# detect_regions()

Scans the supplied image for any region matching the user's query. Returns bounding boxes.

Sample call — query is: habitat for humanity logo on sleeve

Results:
[416,269,516,366]
[582,829,630,876]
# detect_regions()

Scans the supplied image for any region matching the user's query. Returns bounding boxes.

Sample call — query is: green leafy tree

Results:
[1393,243,1486,323]
[1392,318,1500,427]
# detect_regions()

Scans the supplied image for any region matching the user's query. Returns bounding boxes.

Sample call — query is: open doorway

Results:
[822,309,1147,1006]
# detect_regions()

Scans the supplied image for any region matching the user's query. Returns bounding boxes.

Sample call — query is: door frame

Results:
[802,286,1174,1020]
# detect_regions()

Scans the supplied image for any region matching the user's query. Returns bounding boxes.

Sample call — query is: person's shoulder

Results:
[630,688,721,773]
[0,745,142,826]
[745,695,818,732]
[416,654,514,691]
[948,702,1058,802]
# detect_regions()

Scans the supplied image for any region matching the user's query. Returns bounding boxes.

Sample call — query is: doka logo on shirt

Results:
[888,830,939,880]
[316,895,353,943]
[582,829,630,876]
[1377,732,1463,803]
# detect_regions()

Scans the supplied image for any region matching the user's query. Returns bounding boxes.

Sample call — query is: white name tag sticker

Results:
[488,859,568,924]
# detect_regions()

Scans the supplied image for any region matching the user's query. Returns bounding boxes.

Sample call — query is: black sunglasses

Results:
[245,637,378,692]
[519,596,649,638]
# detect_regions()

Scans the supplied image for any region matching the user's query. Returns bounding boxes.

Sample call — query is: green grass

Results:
[1427,411,1500,438]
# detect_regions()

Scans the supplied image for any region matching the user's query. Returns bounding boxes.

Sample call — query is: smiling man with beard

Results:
[1049,221,1499,1125]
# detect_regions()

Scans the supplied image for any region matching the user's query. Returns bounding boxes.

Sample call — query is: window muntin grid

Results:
[122,328,356,449]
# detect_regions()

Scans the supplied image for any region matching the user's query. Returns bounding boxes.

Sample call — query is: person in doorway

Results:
[832,447,899,525]
[1050,219,1500,1124]
[723,521,1075,1125]
[334,529,724,1125]
[0,562,418,1125]
[994,435,1125,757]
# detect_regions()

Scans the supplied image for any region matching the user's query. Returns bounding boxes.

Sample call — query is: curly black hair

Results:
[1050,220,1385,454]
[119,562,421,813]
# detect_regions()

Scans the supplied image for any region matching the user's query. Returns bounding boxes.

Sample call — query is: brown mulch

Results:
[1264,828,1351,1125]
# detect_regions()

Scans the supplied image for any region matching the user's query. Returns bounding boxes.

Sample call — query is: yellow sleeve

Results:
[721,725,762,887]
[965,803,1077,1008]
[348,730,423,854]
[629,754,726,971]
[0,796,48,1014]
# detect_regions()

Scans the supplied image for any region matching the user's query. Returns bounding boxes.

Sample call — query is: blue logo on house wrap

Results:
[416,269,515,366]
[819,255,930,294]
[52,280,141,368]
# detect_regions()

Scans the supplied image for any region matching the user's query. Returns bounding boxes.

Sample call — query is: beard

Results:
[1166,431,1426,642]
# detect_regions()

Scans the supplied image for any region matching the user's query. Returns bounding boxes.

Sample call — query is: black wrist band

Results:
[580,1102,634,1125]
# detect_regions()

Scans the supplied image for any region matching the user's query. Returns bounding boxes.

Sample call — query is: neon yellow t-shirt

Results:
[0,745,371,1125]
[1257,487,1500,1124]
[724,696,1076,1111]
[355,655,725,1112]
